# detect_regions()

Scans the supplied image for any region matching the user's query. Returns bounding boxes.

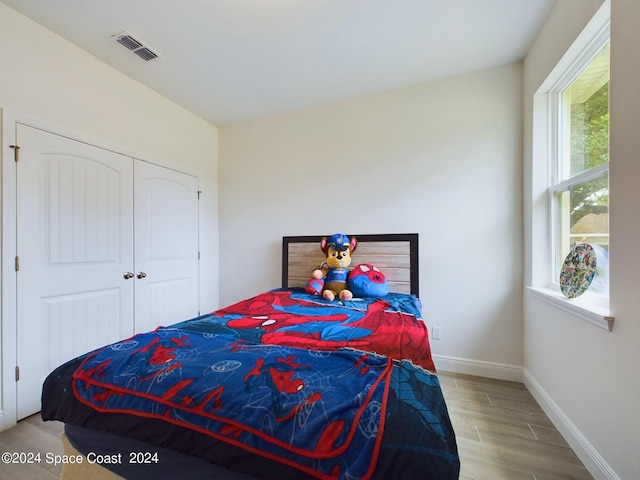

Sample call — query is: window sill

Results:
[526,286,614,332]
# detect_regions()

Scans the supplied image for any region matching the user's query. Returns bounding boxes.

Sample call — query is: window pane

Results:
[562,44,609,178]
[570,175,608,243]
[554,172,609,293]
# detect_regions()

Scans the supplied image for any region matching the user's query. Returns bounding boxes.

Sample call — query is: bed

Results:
[41,233,459,480]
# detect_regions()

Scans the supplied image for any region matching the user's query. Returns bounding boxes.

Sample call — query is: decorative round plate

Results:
[559,243,597,298]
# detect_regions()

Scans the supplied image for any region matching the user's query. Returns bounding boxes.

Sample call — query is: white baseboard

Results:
[523,370,620,480]
[432,354,523,382]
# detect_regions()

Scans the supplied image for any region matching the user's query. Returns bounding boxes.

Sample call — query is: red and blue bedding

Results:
[41,289,459,480]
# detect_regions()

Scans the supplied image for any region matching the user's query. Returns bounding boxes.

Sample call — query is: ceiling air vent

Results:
[133,47,158,62]
[111,31,160,62]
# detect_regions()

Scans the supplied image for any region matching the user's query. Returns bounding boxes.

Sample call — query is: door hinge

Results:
[197,190,202,200]
[10,145,20,163]
[15,256,20,272]
[15,366,20,382]
[198,251,201,260]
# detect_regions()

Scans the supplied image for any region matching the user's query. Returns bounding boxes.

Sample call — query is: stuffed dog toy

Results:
[309,233,357,301]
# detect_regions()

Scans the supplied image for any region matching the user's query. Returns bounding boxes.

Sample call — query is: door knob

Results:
[137,272,147,279]
[123,272,134,280]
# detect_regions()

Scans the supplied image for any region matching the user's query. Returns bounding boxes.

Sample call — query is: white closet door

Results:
[133,160,199,333]
[16,125,134,420]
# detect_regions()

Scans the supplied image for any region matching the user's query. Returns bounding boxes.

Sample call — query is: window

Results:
[529,2,612,330]
[549,41,610,297]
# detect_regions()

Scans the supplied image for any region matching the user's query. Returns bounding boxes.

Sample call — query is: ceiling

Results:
[2,0,556,125]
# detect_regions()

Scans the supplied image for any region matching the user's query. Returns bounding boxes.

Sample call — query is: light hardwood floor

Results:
[0,413,64,479]
[439,372,593,480]
[0,372,593,480]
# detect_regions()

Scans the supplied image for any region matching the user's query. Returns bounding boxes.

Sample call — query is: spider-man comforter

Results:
[41,290,459,480]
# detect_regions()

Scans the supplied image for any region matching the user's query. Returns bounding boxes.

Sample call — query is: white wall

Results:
[219,63,524,373]
[0,3,220,427]
[523,1,639,479]
[0,2,220,314]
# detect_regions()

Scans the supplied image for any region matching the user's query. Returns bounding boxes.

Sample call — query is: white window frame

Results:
[527,1,613,331]
[547,41,610,291]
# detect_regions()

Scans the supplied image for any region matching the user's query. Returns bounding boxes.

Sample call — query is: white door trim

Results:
[1,109,20,431]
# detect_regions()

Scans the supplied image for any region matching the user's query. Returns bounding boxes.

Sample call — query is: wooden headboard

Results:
[282,233,419,296]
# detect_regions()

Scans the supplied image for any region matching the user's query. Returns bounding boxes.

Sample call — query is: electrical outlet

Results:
[432,326,441,340]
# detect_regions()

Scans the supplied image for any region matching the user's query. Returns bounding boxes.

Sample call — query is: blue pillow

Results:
[348,264,389,298]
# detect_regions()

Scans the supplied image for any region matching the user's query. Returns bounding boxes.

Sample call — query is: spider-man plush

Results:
[348,263,389,298]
